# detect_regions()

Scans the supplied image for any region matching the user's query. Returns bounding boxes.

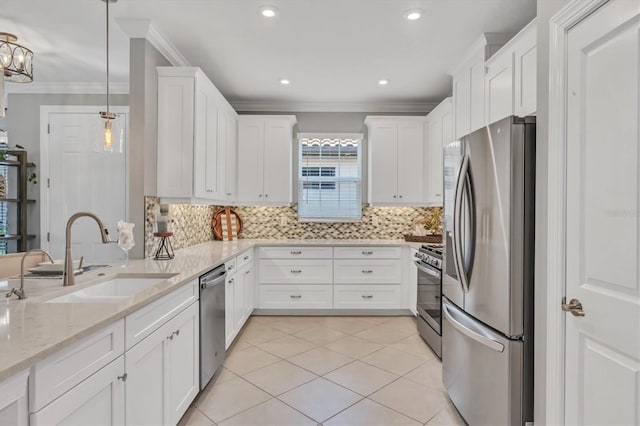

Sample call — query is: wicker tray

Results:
[403,234,443,244]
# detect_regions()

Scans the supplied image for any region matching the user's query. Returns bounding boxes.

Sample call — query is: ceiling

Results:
[1,0,536,110]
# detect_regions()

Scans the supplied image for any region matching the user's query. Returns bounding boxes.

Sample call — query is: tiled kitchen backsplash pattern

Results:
[145,197,441,258]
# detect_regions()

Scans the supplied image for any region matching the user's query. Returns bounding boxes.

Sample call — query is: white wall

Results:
[534,0,571,423]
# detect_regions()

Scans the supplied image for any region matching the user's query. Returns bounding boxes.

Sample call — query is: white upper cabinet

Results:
[424,98,453,205]
[366,117,425,206]
[485,19,537,123]
[157,67,238,203]
[237,115,297,206]
[452,34,513,139]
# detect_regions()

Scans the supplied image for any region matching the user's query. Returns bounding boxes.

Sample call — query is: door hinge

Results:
[46,232,50,242]
[47,123,50,134]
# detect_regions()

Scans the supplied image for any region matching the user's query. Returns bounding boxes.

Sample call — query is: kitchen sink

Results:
[45,274,177,304]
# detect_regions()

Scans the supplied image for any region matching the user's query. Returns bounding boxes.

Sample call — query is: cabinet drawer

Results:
[334,246,401,259]
[259,246,332,259]
[259,285,333,309]
[259,259,333,284]
[225,257,237,274]
[334,285,402,309]
[125,280,198,349]
[236,249,253,269]
[334,259,401,284]
[29,319,125,412]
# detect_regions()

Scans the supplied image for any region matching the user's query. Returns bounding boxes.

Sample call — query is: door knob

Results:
[561,298,585,317]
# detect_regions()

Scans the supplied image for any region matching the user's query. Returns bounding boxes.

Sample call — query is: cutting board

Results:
[211,207,243,241]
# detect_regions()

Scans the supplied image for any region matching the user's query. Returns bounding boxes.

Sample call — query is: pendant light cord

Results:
[105,0,110,115]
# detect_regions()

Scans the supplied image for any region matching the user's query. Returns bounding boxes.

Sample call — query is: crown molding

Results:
[115,18,190,67]
[5,82,129,95]
[230,100,438,113]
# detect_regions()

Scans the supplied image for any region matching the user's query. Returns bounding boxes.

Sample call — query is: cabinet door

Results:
[193,84,220,200]
[486,50,514,124]
[125,323,169,426]
[263,119,293,204]
[441,101,454,148]
[234,271,245,331]
[242,264,255,318]
[225,274,235,349]
[167,303,199,425]
[368,122,399,204]
[426,117,444,204]
[224,114,238,201]
[0,371,28,426]
[397,120,424,203]
[469,55,487,133]
[514,22,537,117]
[453,70,471,139]
[157,76,195,198]
[236,118,264,203]
[31,357,125,426]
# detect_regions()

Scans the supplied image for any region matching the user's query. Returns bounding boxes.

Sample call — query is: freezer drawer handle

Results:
[443,302,504,353]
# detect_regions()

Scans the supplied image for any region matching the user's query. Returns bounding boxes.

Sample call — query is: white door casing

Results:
[41,106,129,261]
[547,1,640,424]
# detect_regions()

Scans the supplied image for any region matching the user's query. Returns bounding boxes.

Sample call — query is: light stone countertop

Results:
[0,238,418,382]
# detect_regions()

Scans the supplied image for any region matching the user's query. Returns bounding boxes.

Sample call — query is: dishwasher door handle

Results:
[200,271,227,289]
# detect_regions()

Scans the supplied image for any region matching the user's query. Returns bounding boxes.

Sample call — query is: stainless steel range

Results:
[414,243,443,358]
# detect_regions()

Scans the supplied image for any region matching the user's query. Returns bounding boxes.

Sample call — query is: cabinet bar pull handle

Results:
[167,334,174,340]
[290,295,302,299]
[290,250,302,255]
[362,251,373,255]
[361,270,373,274]
[290,269,302,273]
[117,373,128,382]
[362,295,373,299]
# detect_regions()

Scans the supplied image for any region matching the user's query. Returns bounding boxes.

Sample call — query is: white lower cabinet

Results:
[0,370,28,426]
[259,285,333,309]
[30,357,126,426]
[225,250,255,349]
[126,301,199,426]
[334,285,402,309]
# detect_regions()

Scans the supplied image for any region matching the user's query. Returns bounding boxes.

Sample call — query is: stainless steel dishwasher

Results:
[199,265,227,390]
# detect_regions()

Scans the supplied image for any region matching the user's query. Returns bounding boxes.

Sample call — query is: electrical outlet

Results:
[280,215,288,226]
[372,216,379,226]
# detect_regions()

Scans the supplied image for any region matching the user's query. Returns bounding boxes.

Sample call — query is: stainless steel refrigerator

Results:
[442,116,535,426]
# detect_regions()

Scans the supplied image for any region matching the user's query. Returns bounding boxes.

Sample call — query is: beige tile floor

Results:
[180,316,466,426]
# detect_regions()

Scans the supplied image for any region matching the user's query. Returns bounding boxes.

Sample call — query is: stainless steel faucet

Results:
[5,249,55,300]
[63,212,111,286]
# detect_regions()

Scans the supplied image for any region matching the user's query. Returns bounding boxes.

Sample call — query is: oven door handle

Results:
[413,261,441,278]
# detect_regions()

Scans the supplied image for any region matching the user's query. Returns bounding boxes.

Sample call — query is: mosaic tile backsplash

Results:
[145,197,441,258]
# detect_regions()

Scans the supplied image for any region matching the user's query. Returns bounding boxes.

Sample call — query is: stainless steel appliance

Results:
[442,116,535,426]
[414,244,443,358]
[199,265,227,390]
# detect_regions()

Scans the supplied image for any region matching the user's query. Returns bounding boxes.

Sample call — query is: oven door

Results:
[415,260,442,334]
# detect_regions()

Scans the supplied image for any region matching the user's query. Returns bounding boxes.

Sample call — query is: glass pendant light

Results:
[96,0,124,153]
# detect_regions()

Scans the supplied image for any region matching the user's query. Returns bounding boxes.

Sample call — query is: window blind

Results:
[298,135,362,222]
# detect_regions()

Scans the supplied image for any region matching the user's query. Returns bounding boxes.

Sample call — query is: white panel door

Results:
[453,70,471,139]
[125,323,168,426]
[368,122,398,204]
[236,118,263,203]
[193,85,220,200]
[485,50,514,124]
[564,2,640,424]
[397,121,424,203]
[263,119,293,204]
[514,22,537,117]
[48,111,127,262]
[469,56,486,133]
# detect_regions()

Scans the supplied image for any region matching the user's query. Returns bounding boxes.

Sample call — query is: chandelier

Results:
[0,32,33,117]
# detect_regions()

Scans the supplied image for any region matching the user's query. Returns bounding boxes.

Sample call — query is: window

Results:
[298,133,363,221]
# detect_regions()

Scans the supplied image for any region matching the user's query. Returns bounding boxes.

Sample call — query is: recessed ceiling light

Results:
[280,78,290,85]
[404,9,423,21]
[261,6,278,18]
[378,79,389,86]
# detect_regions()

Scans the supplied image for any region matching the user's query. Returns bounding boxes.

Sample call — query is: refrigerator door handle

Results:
[443,300,505,353]
[453,152,470,294]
